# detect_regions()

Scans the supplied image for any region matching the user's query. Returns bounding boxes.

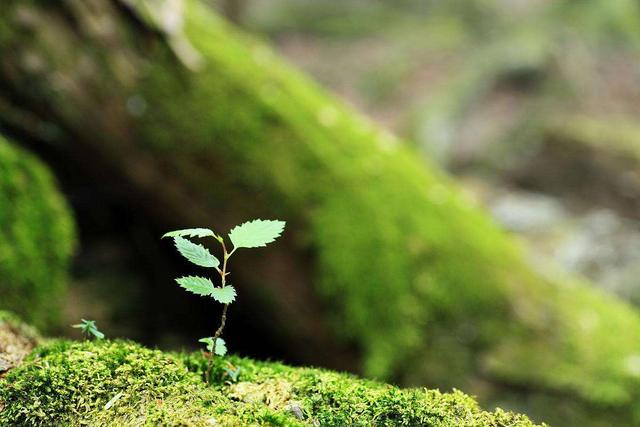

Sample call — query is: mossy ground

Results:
[0,136,76,329]
[0,338,541,426]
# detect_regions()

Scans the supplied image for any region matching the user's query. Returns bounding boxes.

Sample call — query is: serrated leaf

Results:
[174,236,220,268]
[211,286,236,304]
[176,276,215,296]
[162,228,215,239]
[228,219,286,249]
[214,338,227,356]
[199,337,227,356]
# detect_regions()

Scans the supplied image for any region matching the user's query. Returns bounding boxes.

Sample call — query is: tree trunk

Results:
[1,1,640,423]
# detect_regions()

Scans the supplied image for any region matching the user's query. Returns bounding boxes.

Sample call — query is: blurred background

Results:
[241,0,640,301]
[2,0,640,425]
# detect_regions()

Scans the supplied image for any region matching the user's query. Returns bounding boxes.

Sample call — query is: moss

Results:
[1,2,640,424]
[0,137,76,329]
[0,339,541,426]
[144,1,640,415]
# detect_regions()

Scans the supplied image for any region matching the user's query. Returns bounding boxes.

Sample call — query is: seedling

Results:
[224,362,241,383]
[163,219,285,383]
[72,319,105,340]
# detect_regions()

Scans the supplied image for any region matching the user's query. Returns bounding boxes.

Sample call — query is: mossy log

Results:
[1,1,640,424]
[0,313,540,426]
[0,135,75,329]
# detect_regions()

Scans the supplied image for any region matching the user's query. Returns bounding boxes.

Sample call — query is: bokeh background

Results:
[3,1,640,425]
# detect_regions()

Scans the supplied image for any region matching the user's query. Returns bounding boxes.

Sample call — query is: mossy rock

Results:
[0,137,76,329]
[0,339,541,426]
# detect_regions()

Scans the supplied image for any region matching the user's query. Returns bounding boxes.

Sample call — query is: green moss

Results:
[0,137,76,329]
[1,2,640,424]
[0,339,541,426]
[141,1,640,414]
[66,1,640,422]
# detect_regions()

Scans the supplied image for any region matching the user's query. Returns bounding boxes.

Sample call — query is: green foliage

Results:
[176,276,215,296]
[199,337,227,356]
[0,136,75,329]
[224,362,241,382]
[173,236,220,268]
[211,286,237,304]
[165,220,285,380]
[0,339,542,426]
[162,228,216,238]
[229,219,286,249]
[72,319,105,340]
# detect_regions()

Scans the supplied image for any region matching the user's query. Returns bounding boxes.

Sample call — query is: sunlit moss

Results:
[0,339,541,426]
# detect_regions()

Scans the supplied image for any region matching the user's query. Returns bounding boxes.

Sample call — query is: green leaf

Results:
[199,337,214,352]
[176,276,215,296]
[91,329,105,340]
[211,286,236,304]
[199,337,227,356]
[72,319,104,340]
[162,228,215,239]
[173,236,220,268]
[214,338,227,356]
[228,219,286,249]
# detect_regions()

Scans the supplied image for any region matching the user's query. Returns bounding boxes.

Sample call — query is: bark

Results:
[1,1,640,424]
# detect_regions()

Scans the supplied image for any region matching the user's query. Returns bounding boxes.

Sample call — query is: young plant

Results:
[224,361,241,383]
[163,219,285,383]
[72,319,105,340]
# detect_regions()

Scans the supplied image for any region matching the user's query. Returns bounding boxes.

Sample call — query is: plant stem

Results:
[206,238,232,384]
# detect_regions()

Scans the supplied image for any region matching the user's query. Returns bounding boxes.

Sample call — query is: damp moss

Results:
[0,137,76,329]
[0,339,541,426]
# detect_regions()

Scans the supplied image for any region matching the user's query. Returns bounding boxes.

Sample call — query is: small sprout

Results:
[164,219,285,384]
[72,319,105,340]
[224,362,241,383]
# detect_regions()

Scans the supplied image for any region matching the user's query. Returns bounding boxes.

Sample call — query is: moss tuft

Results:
[0,339,541,426]
[0,136,76,329]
